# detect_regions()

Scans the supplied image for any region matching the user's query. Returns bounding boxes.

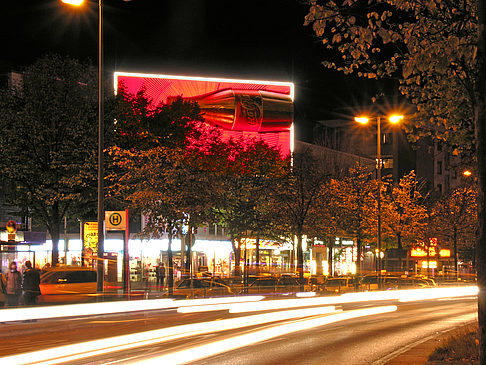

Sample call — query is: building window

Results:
[437,161,443,175]
[382,133,392,145]
[437,141,442,152]
[452,170,457,179]
[437,183,442,194]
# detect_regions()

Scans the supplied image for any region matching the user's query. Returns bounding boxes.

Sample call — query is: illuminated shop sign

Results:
[411,238,451,258]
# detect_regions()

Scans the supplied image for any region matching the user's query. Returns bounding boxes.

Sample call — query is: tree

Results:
[331,164,376,276]
[111,87,220,294]
[304,0,477,153]
[431,185,478,275]
[112,145,203,296]
[382,171,429,272]
[214,138,290,275]
[0,55,112,266]
[271,149,328,285]
[304,1,486,359]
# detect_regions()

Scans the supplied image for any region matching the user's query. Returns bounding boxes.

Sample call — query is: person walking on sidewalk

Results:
[156,263,166,289]
[6,262,22,307]
[22,261,41,305]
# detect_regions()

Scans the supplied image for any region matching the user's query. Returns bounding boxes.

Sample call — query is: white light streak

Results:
[0,295,264,323]
[178,286,478,314]
[138,306,398,364]
[0,306,338,365]
[398,286,478,302]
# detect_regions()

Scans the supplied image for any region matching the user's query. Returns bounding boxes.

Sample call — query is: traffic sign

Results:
[6,220,17,234]
[105,211,127,231]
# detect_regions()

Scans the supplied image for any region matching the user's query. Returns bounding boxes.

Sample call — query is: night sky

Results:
[1,0,384,140]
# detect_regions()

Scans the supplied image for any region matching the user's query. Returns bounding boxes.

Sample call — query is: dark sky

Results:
[0,0,384,140]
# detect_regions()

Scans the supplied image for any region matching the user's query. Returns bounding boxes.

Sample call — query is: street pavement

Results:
[0,291,477,364]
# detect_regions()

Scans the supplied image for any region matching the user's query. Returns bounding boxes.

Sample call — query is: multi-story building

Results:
[312,117,416,182]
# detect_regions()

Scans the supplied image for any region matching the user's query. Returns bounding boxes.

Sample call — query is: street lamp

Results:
[354,114,404,281]
[62,0,105,293]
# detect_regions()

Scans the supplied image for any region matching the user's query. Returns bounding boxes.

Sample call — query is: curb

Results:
[373,321,476,365]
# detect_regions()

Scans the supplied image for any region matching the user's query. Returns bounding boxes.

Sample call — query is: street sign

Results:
[105,211,127,231]
[6,220,17,234]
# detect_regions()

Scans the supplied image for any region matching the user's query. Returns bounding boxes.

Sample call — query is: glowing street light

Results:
[389,115,404,124]
[355,114,404,281]
[354,116,369,125]
[62,0,84,5]
[463,170,472,177]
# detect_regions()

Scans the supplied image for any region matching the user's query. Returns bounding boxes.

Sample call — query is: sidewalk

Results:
[385,322,476,365]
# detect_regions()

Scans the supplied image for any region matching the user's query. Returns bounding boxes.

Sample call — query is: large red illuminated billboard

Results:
[114,72,294,155]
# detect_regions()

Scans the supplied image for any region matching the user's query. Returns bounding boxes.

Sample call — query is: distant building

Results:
[312,118,416,182]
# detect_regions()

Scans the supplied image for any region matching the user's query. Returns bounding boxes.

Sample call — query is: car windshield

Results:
[279,277,298,286]
[326,279,345,286]
[177,279,210,289]
[362,276,378,284]
[40,270,96,284]
[251,278,277,287]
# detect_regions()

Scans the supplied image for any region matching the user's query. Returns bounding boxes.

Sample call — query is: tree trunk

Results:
[231,236,242,276]
[477,2,486,362]
[356,232,362,277]
[355,232,362,290]
[255,236,260,274]
[397,233,403,274]
[50,202,60,267]
[296,232,304,290]
[168,231,174,297]
[185,226,194,276]
[453,229,458,279]
[328,235,333,276]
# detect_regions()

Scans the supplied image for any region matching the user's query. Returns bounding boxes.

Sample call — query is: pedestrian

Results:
[5,262,22,307]
[22,261,41,305]
[156,262,166,289]
[0,270,6,307]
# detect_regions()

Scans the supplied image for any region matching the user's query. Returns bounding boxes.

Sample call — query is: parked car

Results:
[322,277,357,294]
[398,277,434,288]
[246,276,301,295]
[39,267,97,295]
[172,278,233,299]
[360,275,400,291]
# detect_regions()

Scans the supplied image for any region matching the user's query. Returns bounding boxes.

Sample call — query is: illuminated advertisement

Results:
[114,72,294,155]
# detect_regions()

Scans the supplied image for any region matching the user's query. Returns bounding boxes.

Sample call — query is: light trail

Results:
[178,286,478,314]
[398,286,478,302]
[0,295,265,323]
[137,305,398,364]
[0,286,475,322]
[0,306,338,365]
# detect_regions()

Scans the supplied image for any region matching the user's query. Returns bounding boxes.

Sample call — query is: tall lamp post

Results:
[61,0,104,292]
[355,114,403,283]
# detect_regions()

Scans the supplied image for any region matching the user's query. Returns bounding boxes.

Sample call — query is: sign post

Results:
[105,210,129,293]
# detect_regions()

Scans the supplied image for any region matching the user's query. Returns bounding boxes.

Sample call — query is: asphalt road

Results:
[0,294,477,365]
